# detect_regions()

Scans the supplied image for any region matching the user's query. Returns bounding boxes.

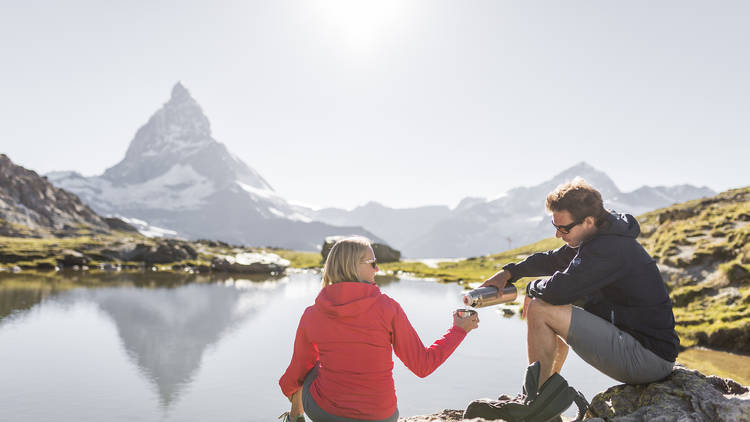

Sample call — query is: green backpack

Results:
[463,361,589,422]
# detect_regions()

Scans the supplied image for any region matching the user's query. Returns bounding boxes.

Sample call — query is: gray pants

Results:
[567,306,674,384]
[301,364,399,422]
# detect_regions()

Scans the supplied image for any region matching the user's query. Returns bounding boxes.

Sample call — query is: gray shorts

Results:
[567,306,674,384]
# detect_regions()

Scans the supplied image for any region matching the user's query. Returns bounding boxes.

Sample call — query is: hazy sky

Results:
[2,1,748,209]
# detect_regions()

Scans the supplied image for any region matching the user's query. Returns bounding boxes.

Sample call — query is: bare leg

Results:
[552,336,569,375]
[526,298,573,386]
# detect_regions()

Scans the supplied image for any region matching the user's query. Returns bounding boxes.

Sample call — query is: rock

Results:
[57,249,90,267]
[586,365,750,421]
[211,252,289,274]
[322,236,401,263]
[99,263,121,271]
[103,217,139,233]
[101,240,198,264]
[397,366,750,421]
[399,409,481,422]
[501,308,516,317]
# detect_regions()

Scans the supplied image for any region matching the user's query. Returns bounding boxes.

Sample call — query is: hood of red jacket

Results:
[315,282,382,318]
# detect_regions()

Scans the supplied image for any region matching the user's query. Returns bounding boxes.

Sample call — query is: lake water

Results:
[0,270,622,422]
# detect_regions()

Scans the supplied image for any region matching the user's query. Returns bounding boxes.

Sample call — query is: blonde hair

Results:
[322,236,372,287]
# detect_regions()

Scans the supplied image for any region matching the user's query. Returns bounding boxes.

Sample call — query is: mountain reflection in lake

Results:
[0,271,618,421]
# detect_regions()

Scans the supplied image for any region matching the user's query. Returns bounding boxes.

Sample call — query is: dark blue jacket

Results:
[503,211,679,362]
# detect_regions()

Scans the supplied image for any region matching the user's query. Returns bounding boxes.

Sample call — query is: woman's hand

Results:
[453,310,479,333]
[288,389,304,418]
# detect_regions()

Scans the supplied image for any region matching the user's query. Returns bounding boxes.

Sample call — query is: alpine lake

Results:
[1,270,747,422]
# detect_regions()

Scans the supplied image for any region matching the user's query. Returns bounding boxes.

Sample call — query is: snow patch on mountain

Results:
[116,216,179,238]
[49,164,216,213]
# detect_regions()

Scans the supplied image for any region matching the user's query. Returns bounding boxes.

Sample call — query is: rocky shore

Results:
[398,366,750,422]
[0,235,297,275]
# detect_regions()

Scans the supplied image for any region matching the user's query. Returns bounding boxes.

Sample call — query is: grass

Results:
[379,238,564,289]
[262,248,321,269]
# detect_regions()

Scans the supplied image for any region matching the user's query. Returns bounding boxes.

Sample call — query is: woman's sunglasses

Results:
[361,258,378,269]
[551,219,583,234]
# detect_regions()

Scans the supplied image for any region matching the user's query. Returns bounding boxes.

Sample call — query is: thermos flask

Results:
[462,285,517,308]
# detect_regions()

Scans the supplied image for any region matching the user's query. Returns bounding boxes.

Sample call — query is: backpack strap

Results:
[570,389,590,422]
[522,361,541,404]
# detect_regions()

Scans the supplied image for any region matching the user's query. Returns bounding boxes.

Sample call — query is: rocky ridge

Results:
[637,187,750,353]
[0,154,110,237]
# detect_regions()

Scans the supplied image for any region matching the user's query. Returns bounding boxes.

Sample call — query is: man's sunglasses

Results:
[361,258,378,269]
[551,219,583,234]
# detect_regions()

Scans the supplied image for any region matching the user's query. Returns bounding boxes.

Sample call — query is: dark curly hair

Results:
[546,177,609,227]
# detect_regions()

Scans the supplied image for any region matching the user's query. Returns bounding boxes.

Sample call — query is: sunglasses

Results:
[361,258,378,269]
[551,219,583,234]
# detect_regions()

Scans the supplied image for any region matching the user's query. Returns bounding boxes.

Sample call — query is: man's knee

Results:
[527,297,554,317]
[526,298,572,336]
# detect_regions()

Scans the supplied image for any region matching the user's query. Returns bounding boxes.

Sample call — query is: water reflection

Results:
[0,271,291,411]
[86,283,253,406]
[0,286,50,320]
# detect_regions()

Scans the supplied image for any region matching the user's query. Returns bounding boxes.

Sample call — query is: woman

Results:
[279,236,479,422]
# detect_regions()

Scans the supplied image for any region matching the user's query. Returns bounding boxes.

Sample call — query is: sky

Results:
[1,0,749,210]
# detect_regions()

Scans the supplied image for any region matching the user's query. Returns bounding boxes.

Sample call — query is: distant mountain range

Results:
[308,163,715,257]
[40,83,715,256]
[47,83,381,250]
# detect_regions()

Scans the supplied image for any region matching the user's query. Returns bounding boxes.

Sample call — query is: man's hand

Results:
[479,269,511,290]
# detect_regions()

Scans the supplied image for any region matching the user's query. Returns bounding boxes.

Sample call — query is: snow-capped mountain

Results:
[312,163,715,258]
[48,83,379,250]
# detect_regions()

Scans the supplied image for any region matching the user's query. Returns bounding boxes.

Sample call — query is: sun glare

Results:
[310,0,409,54]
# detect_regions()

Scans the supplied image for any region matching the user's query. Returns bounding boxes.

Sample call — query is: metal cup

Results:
[456,308,477,319]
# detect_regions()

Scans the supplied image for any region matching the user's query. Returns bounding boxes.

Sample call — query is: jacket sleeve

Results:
[526,238,628,305]
[279,311,319,397]
[503,245,577,283]
[390,300,467,378]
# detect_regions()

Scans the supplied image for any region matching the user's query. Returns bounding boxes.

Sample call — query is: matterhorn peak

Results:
[102,83,227,186]
[169,81,194,105]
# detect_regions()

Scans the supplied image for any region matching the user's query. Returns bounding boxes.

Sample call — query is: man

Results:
[481,178,679,387]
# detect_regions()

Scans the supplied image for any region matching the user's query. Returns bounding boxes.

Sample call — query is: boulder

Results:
[100,240,198,264]
[57,249,90,267]
[103,217,139,233]
[399,409,482,422]
[585,365,750,421]
[211,252,289,274]
[322,236,401,263]
[397,366,750,422]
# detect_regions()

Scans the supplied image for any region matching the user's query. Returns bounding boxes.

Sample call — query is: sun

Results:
[309,0,410,54]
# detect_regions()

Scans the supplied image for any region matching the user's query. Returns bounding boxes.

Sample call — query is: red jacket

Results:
[279,281,467,420]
